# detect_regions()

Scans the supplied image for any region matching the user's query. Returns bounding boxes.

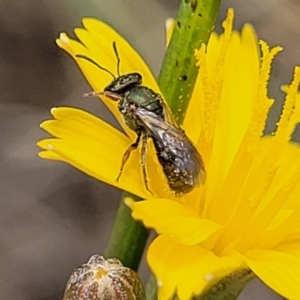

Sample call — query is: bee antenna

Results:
[112,41,121,77]
[75,54,116,80]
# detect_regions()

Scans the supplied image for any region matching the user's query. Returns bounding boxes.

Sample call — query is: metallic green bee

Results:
[76,42,205,195]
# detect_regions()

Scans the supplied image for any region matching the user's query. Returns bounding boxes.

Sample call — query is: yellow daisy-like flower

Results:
[129,11,300,300]
[38,8,300,300]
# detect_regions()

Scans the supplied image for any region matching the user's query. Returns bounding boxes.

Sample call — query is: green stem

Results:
[158,0,222,124]
[105,191,150,271]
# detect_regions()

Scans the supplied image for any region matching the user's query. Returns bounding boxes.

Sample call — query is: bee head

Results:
[104,73,142,94]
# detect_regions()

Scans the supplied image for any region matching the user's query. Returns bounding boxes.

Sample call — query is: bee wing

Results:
[134,107,181,144]
[156,94,182,129]
[134,108,206,185]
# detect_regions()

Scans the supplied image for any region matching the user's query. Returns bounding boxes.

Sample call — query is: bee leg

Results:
[116,133,141,182]
[141,133,153,195]
[83,91,103,97]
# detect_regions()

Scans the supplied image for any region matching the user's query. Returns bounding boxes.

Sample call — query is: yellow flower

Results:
[128,10,300,300]
[37,8,300,300]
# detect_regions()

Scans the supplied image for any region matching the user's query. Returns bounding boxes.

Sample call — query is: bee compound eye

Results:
[120,76,130,84]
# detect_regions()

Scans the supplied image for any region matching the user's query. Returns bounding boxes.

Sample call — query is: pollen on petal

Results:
[47,144,55,150]
[276,66,300,141]
[204,274,215,281]
[59,32,70,44]
[50,107,58,113]
[202,40,282,226]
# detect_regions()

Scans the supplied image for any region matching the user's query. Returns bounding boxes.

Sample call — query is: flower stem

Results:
[105,192,150,271]
[158,0,222,124]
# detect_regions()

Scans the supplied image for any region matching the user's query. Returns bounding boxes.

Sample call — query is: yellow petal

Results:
[59,18,159,90]
[38,107,176,198]
[38,107,150,198]
[205,25,260,203]
[127,199,222,245]
[82,18,158,88]
[219,140,300,253]
[38,150,62,160]
[213,138,300,253]
[203,43,281,226]
[148,235,243,300]
[253,205,300,251]
[38,139,151,198]
[274,231,300,256]
[57,18,161,139]
[244,249,300,300]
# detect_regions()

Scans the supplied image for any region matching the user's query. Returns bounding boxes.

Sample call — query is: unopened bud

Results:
[62,254,145,300]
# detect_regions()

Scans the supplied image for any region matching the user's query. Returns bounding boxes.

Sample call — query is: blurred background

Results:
[1,0,299,299]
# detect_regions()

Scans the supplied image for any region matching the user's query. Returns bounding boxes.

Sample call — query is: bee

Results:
[76,42,205,195]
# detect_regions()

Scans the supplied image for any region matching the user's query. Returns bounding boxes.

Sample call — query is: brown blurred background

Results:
[1,0,299,299]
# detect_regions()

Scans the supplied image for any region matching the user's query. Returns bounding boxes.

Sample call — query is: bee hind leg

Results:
[117,133,141,182]
[141,133,153,195]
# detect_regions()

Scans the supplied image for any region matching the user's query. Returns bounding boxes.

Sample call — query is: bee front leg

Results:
[117,133,141,182]
[141,133,153,195]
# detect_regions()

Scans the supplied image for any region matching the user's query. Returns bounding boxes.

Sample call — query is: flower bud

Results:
[62,254,145,300]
